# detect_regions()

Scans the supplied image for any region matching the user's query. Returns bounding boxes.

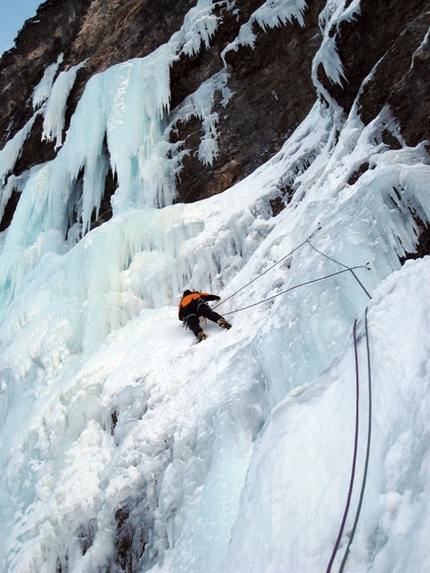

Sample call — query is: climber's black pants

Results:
[185,303,224,337]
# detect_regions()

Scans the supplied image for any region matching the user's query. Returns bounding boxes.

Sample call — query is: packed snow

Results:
[1,0,430,572]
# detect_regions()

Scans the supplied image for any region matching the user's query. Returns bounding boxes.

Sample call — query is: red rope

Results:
[326,319,360,573]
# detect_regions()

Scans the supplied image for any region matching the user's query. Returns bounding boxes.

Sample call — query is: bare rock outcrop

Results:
[0,0,429,222]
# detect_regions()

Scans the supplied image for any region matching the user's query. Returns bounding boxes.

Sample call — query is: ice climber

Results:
[178,290,232,342]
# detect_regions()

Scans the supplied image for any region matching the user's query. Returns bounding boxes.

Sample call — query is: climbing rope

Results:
[214,230,371,315]
[326,319,360,573]
[338,307,373,572]
[221,265,368,317]
[212,231,374,570]
[325,308,373,573]
[214,226,320,310]
[306,240,372,300]
[213,231,374,569]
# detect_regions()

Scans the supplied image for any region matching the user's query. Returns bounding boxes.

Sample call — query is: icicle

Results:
[0,113,39,185]
[32,53,64,109]
[222,0,307,57]
[42,60,87,148]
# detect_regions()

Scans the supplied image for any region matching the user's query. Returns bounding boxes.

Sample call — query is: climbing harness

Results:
[183,312,198,325]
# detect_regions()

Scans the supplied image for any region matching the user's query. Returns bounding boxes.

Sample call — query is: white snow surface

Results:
[1,1,430,572]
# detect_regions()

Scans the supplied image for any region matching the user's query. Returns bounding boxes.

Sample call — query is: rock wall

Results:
[0,0,429,226]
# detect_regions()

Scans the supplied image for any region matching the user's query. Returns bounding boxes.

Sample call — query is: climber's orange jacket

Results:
[178,290,220,321]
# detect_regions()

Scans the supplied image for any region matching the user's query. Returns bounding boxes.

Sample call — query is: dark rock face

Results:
[322,0,430,148]
[0,0,195,170]
[0,0,91,148]
[171,0,326,202]
[358,8,430,147]
[0,0,429,218]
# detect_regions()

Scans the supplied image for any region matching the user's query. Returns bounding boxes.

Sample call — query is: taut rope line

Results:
[212,232,373,571]
[211,233,374,570]
[338,308,373,572]
[326,319,360,573]
[214,227,320,310]
[306,240,372,300]
[214,231,371,315]
[221,266,367,317]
